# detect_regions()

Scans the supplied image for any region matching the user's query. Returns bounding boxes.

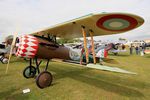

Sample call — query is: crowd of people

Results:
[129,43,146,56]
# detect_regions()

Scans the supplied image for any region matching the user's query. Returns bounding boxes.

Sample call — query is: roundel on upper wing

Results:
[96,14,138,31]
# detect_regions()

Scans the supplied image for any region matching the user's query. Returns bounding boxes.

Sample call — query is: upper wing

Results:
[32,12,144,38]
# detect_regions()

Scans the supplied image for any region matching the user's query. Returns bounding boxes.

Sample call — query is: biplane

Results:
[6,12,144,89]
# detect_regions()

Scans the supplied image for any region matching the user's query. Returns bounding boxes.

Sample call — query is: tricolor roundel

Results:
[96,14,138,32]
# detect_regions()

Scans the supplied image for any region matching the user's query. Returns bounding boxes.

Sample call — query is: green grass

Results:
[0,52,150,100]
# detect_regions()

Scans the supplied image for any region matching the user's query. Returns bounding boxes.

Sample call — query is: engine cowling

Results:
[16,35,39,58]
[15,35,71,60]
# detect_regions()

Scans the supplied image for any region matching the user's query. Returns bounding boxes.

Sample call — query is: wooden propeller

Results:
[5,33,17,74]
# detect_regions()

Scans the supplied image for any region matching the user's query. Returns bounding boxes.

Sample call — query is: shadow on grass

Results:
[10,58,28,64]
[0,88,29,100]
[109,54,130,57]
[73,74,144,97]
[103,58,119,64]
[0,73,13,78]
[49,65,145,98]
[145,55,150,58]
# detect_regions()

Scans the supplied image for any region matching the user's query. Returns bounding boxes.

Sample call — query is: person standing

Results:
[135,46,139,55]
[122,44,125,50]
[140,45,144,56]
[129,44,133,55]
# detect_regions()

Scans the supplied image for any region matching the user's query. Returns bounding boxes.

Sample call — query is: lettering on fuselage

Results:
[69,49,80,61]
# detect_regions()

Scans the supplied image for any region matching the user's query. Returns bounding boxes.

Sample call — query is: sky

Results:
[0,0,150,43]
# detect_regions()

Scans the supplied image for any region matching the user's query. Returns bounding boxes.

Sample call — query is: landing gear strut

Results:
[23,58,53,89]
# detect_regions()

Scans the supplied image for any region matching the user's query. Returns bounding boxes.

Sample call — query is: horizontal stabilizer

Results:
[86,64,137,75]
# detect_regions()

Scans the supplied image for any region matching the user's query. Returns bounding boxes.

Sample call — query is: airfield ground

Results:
[0,51,150,100]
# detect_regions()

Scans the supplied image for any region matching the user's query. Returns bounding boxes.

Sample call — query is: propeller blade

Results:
[5,33,17,74]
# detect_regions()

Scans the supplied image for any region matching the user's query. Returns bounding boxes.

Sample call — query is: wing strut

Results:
[89,30,96,64]
[81,26,89,63]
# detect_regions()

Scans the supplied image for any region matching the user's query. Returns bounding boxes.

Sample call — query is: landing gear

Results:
[23,66,36,78]
[23,58,52,89]
[36,71,53,89]
[0,55,8,64]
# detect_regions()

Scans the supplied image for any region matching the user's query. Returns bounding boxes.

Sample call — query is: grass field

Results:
[0,51,150,100]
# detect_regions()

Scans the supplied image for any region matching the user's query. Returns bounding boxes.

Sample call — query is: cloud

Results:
[0,0,150,43]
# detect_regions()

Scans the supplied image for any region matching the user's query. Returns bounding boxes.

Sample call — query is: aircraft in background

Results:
[0,43,9,64]
[108,43,127,55]
[144,46,150,54]
[144,42,150,54]
[0,35,14,64]
[6,12,144,89]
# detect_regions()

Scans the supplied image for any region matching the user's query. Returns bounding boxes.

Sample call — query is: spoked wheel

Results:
[36,71,53,89]
[23,66,36,78]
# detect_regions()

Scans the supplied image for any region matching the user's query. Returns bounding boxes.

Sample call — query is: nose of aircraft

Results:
[16,35,39,58]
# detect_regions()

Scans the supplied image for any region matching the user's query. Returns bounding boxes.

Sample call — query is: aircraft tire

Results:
[1,58,8,64]
[0,56,8,64]
[23,66,36,78]
[36,71,53,89]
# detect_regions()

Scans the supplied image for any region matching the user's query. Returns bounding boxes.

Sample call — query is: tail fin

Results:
[96,49,108,58]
